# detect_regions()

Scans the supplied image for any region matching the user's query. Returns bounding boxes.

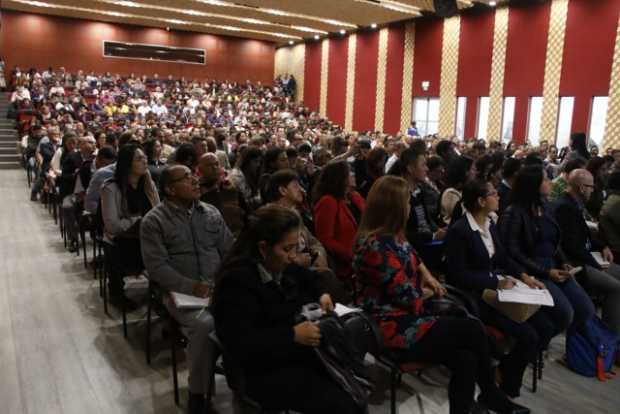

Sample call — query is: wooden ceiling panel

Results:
[2,0,493,44]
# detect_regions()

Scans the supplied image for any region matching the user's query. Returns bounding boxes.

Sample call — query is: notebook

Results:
[592,252,610,269]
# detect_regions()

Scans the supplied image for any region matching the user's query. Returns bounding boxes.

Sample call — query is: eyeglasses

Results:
[582,183,595,189]
[485,190,498,197]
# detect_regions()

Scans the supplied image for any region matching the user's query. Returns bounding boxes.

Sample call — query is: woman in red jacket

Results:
[313,160,365,281]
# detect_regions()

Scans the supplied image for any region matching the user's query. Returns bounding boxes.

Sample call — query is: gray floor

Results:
[1,169,619,414]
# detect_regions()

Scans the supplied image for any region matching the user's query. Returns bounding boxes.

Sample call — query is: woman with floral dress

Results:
[353,175,529,414]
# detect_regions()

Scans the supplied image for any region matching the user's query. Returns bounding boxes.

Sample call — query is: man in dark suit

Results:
[552,169,620,335]
[497,157,521,214]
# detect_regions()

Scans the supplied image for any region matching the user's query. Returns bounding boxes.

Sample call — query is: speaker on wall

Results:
[434,0,459,17]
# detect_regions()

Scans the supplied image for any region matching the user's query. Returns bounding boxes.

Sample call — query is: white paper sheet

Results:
[592,252,610,269]
[497,278,554,307]
[170,292,210,309]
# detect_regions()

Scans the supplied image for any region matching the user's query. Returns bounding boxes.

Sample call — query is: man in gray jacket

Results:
[141,165,233,414]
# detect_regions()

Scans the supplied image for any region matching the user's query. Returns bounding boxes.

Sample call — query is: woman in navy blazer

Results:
[445,179,556,399]
[313,160,365,281]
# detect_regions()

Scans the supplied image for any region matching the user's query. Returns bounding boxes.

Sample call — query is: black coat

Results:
[212,259,322,374]
[552,192,604,269]
[406,186,439,247]
[497,181,512,214]
[445,215,524,295]
[498,203,568,278]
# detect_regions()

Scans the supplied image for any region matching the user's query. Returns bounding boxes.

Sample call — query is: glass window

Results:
[556,97,575,149]
[527,97,543,146]
[589,96,608,148]
[412,97,440,136]
[477,97,490,140]
[501,97,516,143]
[455,97,467,140]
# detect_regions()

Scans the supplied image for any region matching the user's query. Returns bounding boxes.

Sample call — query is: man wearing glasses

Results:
[141,165,233,414]
[553,168,620,336]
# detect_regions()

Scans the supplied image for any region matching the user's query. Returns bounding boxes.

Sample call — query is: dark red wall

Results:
[457,8,495,139]
[0,10,275,84]
[560,0,620,134]
[412,18,443,98]
[326,37,348,127]
[504,1,551,142]
[304,41,322,113]
[353,30,379,132]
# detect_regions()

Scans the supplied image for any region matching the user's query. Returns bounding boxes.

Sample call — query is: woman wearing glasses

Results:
[445,179,555,400]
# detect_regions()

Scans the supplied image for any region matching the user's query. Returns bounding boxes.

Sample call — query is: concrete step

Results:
[0,161,20,170]
[0,147,16,155]
[0,135,17,141]
[0,153,20,163]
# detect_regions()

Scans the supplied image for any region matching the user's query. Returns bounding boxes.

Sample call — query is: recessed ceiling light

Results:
[489,1,497,6]
[288,40,294,45]
[339,29,346,35]
[314,35,320,40]
[370,23,378,29]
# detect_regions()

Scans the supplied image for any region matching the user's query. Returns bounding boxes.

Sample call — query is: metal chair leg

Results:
[172,331,180,406]
[532,359,538,393]
[81,227,88,268]
[146,289,152,365]
[391,369,399,414]
[122,292,128,338]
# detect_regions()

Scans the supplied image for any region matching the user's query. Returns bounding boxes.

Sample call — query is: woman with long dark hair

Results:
[143,138,165,185]
[499,165,594,337]
[101,144,159,298]
[229,146,263,212]
[213,205,362,414]
[355,176,529,414]
[440,156,475,225]
[313,160,365,281]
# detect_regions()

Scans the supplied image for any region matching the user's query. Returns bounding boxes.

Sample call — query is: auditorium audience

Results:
[499,165,594,335]
[552,169,620,335]
[445,179,554,399]
[354,176,529,414]
[141,165,233,414]
[213,205,362,414]
[14,66,620,412]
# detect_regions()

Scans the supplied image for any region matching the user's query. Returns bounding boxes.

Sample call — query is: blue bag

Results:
[566,316,619,380]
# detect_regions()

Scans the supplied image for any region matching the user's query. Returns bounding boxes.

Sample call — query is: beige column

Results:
[540,0,570,144]
[438,15,461,137]
[486,7,509,141]
[400,22,416,134]
[374,28,389,132]
[319,38,330,118]
[345,34,357,132]
[603,15,620,151]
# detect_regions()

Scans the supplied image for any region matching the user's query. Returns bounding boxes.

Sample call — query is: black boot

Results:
[477,392,530,414]
[187,392,206,414]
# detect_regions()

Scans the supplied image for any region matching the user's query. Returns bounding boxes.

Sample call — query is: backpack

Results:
[566,315,620,381]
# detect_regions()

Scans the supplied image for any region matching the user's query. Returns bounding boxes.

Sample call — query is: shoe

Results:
[68,240,79,253]
[478,392,530,414]
[187,392,206,414]
[30,193,38,202]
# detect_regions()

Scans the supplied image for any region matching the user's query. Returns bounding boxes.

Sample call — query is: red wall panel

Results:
[383,25,406,134]
[326,37,349,127]
[457,8,495,139]
[304,41,322,113]
[560,0,620,134]
[504,1,551,143]
[353,30,379,132]
[412,18,443,97]
[0,11,275,85]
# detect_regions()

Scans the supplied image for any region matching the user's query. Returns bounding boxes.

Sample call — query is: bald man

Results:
[552,168,620,335]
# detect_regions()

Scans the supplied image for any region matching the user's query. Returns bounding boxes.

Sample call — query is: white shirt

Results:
[384,153,399,173]
[465,212,495,258]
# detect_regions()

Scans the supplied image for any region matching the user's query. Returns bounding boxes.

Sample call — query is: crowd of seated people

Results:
[10,65,620,414]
